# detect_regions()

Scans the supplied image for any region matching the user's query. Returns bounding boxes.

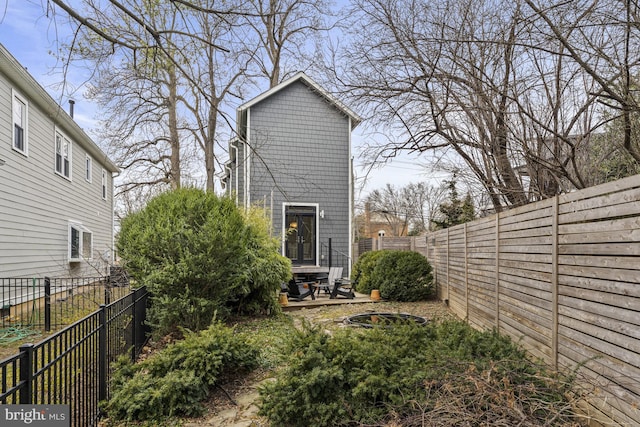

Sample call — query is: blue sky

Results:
[0,1,98,130]
[0,1,439,198]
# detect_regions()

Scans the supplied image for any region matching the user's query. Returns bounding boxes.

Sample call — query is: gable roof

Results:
[0,44,119,173]
[237,72,362,130]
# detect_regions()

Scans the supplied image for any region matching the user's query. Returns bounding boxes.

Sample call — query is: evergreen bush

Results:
[117,188,291,335]
[259,319,576,427]
[351,249,392,294]
[372,250,434,301]
[103,321,259,421]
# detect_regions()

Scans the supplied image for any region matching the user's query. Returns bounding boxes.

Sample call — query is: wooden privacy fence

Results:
[424,174,640,427]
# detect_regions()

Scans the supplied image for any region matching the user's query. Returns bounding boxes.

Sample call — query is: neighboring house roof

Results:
[0,44,119,173]
[236,72,362,131]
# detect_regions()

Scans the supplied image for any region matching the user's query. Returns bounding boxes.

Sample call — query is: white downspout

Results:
[231,144,238,204]
[111,171,117,267]
[246,109,251,207]
[348,118,353,276]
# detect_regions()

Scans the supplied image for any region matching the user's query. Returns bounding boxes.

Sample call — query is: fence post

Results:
[135,288,148,355]
[464,223,468,320]
[551,195,559,369]
[446,228,450,303]
[44,277,51,332]
[328,238,332,268]
[18,344,33,404]
[104,276,111,306]
[495,213,500,331]
[98,305,107,403]
[131,290,137,362]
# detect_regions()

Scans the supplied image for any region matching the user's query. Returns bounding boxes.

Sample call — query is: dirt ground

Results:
[181,300,454,427]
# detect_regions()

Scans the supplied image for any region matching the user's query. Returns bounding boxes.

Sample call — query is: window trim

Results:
[68,222,93,262]
[11,89,28,156]
[85,155,93,183]
[55,128,72,180]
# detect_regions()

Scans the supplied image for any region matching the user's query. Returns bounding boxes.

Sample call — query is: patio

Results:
[280,290,376,311]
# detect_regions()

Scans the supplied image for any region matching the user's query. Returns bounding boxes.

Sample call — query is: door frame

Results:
[282,202,320,266]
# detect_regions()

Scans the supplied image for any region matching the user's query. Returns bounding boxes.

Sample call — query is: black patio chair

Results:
[330,276,355,299]
[286,279,317,301]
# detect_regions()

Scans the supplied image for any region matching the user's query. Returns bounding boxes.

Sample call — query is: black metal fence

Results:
[0,287,149,427]
[1,276,130,331]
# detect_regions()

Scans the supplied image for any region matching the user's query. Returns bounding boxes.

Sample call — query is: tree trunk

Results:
[168,65,181,189]
[205,110,217,192]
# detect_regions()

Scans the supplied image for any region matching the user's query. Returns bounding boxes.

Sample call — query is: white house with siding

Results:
[222,72,361,273]
[0,44,119,278]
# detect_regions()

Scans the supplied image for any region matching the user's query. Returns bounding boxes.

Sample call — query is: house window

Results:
[55,130,72,179]
[101,169,107,199]
[82,231,92,259]
[12,90,28,155]
[85,155,92,182]
[69,222,93,262]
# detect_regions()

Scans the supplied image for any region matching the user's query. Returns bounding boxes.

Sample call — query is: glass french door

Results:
[285,206,316,265]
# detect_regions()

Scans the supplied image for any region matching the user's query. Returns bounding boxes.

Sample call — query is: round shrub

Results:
[117,188,291,335]
[371,250,433,301]
[351,250,393,294]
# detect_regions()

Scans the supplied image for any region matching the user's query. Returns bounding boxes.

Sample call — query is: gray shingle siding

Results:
[244,80,352,261]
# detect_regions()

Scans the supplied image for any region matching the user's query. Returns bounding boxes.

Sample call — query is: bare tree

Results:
[58,0,259,198]
[525,0,640,164]
[339,0,615,210]
[243,0,336,88]
[363,182,446,235]
[404,182,447,233]
[178,6,254,192]
[45,0,233,60]
[64,0,196,198]
[47,0,338,198]
[365,184,411,236]
[340,0,533,211]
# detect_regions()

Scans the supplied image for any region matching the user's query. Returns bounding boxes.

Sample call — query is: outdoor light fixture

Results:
[320,210,325,219]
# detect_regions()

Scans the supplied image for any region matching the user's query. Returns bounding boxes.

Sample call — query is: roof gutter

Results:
[0,44,119,173]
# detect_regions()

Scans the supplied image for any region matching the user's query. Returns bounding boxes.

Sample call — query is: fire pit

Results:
[343,312,428,328]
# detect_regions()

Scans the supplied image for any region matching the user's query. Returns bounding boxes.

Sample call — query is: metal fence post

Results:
[131,290,137,362]
[44,277,51,332]
[18,344,34,404]
[104,276,111,305]
[98,304,107,403]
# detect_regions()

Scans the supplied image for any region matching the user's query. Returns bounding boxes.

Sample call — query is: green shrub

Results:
[105,369,207,421]
[103,321,259,421]
[351,250,392,294]
[117,188,291,335]
[259,319,575,427]
[145,321,259,386]
[371,250,434,301]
